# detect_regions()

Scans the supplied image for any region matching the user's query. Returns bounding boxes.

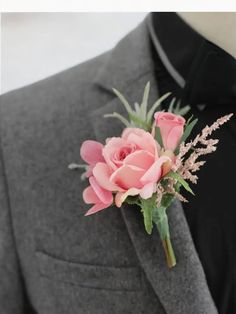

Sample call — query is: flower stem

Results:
[162,236,176,268]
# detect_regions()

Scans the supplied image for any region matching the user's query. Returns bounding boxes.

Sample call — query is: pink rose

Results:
[154,112,186,151]
[92,128,170,209]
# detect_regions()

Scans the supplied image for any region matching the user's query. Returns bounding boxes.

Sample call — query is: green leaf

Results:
[104,112,130,127]
[155,127,164,148]
[180,118,198,144]
[147,92,171,123]
[177,105,191,116]
[186,114,194,125]
[173,100,180,114]
[140,196,158,235]
[112,88,133,114]
[168,171,194,195]
[161,193,175,208]
[168,98,190,116]
[125,196,140,205]
[168,97,176,113]
[129,111,151,130]
[141,206,153,235]
[134,102,141,115]
[140,81,150,120]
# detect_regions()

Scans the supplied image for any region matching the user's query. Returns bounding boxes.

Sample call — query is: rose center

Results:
[119,146,133,160]
[113,143,138,166]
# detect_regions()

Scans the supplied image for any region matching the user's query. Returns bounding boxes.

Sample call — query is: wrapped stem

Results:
[162,236,176,268]
[153,206,176,268]
[139,196,176,268]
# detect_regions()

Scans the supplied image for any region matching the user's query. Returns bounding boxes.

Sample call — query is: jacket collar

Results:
[149,12,203,88]
[94,16,155,93]
[91,14,218,313]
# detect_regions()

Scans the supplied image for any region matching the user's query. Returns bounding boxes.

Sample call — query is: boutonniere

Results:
[69,82,232,268]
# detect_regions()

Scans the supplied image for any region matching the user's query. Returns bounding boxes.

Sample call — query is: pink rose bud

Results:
[154,112,186,151]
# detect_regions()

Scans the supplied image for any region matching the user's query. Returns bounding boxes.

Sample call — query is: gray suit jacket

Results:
[0,16,218,314]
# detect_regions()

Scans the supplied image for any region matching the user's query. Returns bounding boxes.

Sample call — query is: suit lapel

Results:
[90,15,217,314]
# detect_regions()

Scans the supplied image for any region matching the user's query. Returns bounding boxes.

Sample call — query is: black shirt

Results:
[148,12,236,313]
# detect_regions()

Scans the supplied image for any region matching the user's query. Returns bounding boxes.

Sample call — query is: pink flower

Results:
[154,112,186,151]
[83,176,113,216]
[80,140,105,177]
[92,128,171,208]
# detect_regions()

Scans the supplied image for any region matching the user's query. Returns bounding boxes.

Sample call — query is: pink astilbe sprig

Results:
[155,175,188,211]
[165,176,188,203]
[167,185,188,203]
[192,114,233,146]
[173,114,233,183]
[156,183,165,208]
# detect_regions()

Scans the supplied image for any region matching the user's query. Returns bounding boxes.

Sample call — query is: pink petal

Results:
[110,165,145,190]
[140,182,156,199]
[93,162,118,191]
[122,128,147,139]
[140,156,170,184]
[115,188,140,207]
[85,203,110,216]
[80,140,104,165]
[166,125,183,151]
[89,176,113,205]
[124,150,154,170]
[102,137,126,170]
[83,186,100,204]
[125,133,157,156]
[115,192,124,207]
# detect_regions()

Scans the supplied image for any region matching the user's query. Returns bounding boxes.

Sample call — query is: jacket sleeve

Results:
[0,139,24,313]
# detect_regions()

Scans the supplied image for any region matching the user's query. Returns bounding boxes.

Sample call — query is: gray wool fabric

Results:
[0,15,218,314]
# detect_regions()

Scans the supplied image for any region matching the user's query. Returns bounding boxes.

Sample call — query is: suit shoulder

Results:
[0,51,109,113]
